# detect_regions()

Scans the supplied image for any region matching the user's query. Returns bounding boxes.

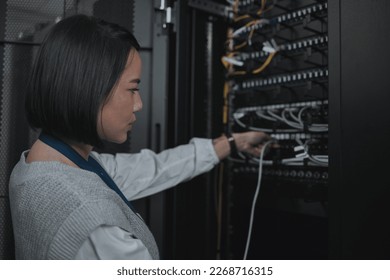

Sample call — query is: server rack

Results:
[224,0,328,260]
[167,0,390,259]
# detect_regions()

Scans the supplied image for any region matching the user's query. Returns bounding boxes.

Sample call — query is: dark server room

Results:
[1,0,390,261]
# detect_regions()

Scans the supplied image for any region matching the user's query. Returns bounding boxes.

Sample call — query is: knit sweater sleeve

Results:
[91,138,219,200]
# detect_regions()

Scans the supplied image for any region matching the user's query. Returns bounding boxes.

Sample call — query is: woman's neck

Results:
[66,141,93,160]
[26,138,93,166]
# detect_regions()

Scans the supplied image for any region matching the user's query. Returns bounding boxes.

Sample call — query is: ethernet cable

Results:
[233,111,300,133]
[252,51,277,74]
[228,0,275,22]
[237,138,327,260]
[243,139,276,260]
[237,138,328,167]
[268,109,328,132]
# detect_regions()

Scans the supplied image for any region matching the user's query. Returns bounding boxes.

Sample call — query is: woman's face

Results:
[97,50,143,144]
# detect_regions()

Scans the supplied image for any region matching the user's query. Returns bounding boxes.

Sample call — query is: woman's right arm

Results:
[92,138,219,201]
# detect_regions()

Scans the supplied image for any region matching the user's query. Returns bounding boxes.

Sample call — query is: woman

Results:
[9,14,271,259]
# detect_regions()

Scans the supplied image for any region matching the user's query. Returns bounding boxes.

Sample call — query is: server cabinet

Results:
[164,0,226,259]
[169,0,328,260]
[167,0,390,259]
[328,0,390,259]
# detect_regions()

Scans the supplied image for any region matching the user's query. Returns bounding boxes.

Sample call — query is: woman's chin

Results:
[105,134,129,144]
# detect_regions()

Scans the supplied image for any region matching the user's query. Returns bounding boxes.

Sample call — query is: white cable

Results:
[233,112,300,133]
[233,113,299,133]
[232,19,269,37]
[268,110,304,130]
[266,109,284,122]
[232,25,248,37]
[281,109,303,129]
[300,139,329,166]
[222,56,244,66]
[269,109,328,132]
[243,140,275,260]
[295,138,304,146]
[237,151,247,160]
[309,156,328,165]
[251,155,304,164]
[255,109,278,121]
[288,108,302,124]
[233,113,273,132]
[297,106,309,125]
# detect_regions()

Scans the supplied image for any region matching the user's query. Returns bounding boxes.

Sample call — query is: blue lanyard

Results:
[39,133,137,213]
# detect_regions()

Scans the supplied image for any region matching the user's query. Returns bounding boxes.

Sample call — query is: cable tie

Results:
[294,145,305,152]
[233,112,245,119]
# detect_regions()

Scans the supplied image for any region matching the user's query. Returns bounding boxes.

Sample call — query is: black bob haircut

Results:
[25,14,140,147]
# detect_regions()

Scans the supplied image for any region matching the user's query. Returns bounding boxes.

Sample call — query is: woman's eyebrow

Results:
[128,79,141,84]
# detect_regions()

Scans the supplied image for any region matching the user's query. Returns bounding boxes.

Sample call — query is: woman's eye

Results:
[128,88,139,94]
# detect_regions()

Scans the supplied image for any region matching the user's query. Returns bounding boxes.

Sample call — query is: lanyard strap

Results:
[39,133,136,213]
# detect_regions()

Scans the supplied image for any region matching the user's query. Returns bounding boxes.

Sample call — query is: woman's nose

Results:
[133,93,143,112]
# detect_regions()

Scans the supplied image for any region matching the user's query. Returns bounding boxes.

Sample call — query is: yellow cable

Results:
[234,41,247,50]
[230,70,247,76]
[257,0,267,16]
[221,52,240,69]
[252,51,277,74]
[234,14,251,22]
[223,82,229,124]
[232,20,258,51]
[221,57,229,69]
[234,0,268,23]
[243,19,262,41]
[248,28,255,44]
[262,5,274,14]
[245,19,259,28]
[233,0,239,15]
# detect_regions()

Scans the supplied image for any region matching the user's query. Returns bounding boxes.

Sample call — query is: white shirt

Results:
[74,138,219,259]
[75,225,153,259]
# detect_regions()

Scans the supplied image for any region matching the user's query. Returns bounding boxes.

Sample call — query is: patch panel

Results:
[239,67,327,90]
